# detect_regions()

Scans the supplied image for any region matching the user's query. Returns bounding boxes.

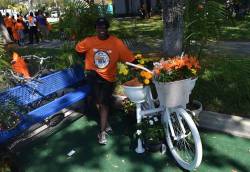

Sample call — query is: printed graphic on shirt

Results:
[94,51,110,69]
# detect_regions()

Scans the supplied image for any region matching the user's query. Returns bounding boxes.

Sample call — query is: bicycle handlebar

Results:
[9,69,43,84]
[125,62,153,74]
[22,55,52,61]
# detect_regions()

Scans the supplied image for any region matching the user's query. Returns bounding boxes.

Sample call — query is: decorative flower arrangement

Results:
[117,54,155,86]
[136,116,165,146]
[153,55,201,82]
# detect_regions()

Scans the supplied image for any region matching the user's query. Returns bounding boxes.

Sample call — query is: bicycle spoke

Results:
[169,112,197,164]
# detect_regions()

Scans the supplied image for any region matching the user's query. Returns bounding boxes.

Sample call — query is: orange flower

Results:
[153,54,201,82]
[154,68,160,75]
[140,71,146,77]
[144,72,153,79]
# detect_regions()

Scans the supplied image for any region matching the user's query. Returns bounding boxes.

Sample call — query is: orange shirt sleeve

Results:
[116,39,135,63]
[75,37,90,53]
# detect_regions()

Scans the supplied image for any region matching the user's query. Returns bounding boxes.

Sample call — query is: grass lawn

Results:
[192,55,250,117]
[110,14,250,42]
[110,16,163,40]
[220,15,250,41]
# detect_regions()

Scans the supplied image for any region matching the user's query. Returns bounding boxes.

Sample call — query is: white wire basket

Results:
[153,78,197,108]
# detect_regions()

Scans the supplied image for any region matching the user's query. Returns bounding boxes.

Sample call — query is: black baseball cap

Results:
[95,17,110,29]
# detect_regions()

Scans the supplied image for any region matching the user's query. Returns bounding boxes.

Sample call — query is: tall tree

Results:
[0,0,12,9]
[161,0,184,56]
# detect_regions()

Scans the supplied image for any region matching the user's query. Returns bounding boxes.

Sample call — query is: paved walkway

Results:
[11,39,250,57]
[124,39,250,57]
[206,41,250,57]
[199,111,250,139]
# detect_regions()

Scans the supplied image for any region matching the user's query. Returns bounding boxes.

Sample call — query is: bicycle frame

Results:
[124,62,203,170]
[133,86,169,153]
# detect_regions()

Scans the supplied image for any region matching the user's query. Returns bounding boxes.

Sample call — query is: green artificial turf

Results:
[16,114,250,172]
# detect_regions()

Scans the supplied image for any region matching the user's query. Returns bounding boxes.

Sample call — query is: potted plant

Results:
[153,54,201,108]
[136,116,165,152]
[117,54,155,103]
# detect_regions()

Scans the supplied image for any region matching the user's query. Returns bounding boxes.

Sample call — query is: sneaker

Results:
[105,126,113,134]
[97,131,108,145]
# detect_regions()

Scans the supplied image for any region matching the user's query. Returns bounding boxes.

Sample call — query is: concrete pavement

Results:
[199,111,250,139]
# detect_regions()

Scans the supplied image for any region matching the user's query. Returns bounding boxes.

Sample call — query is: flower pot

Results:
[144,140,163,152]
[153,78,197,108]
[123,85,148,103]
[187,100,203,117]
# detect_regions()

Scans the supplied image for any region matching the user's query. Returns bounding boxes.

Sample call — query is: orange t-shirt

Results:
[15,22,24,30]
[75,35,135,82]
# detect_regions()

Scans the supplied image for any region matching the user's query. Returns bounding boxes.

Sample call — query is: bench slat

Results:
[0,66,85,106]
[0,84,90,144]
[28,84,90,123]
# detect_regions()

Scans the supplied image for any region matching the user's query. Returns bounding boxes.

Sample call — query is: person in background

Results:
[0,12,12,44]
[75,17,136,145]
[36,10,49,42]
[4,13,14,40]
[17,14,23,22]
[28,12,39,44]
[15,19,25,46]
[146,0,152,18]
[11,16,19,43]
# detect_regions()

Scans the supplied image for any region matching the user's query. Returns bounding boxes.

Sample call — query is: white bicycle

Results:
[123,62,203,171]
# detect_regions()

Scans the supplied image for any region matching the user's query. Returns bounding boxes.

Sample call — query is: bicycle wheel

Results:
[163,108,202,171]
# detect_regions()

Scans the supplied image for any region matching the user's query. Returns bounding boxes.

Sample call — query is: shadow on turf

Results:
[11,104,250,172]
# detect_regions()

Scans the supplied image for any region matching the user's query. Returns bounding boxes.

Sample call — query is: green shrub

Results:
[184,0,228,56]
[59,1,112,41]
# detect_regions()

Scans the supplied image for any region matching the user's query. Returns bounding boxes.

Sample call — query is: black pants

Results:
[85,70,115,106]
[29,26,39,44]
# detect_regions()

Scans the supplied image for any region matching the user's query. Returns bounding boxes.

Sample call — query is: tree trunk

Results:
[161,0,184,56]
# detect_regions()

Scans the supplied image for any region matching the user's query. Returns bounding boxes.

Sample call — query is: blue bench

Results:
[0,66,90,145]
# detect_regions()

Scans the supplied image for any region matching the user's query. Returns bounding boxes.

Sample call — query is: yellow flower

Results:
[139,59,145,65]
[191,69,197,75]
[135,54,143,59]
[144,79,150,85]
[123,69,129,75]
